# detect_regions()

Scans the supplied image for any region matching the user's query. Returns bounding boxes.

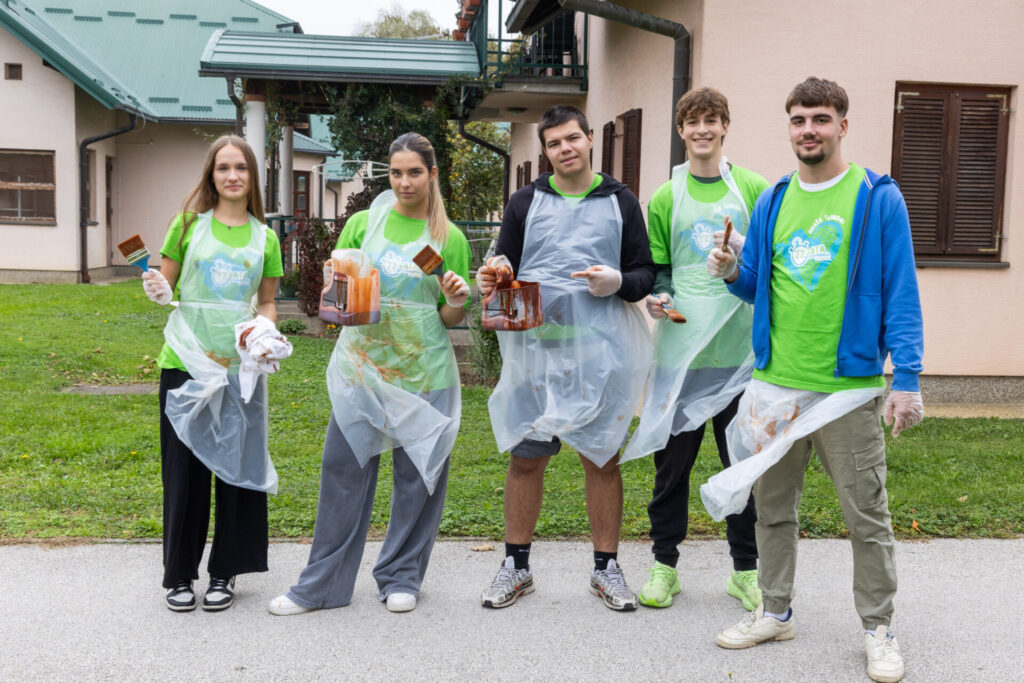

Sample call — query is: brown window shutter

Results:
[892,84,1009,261]
[601,121,614,175]
[516,164,523,190]
[892,92,946,254]
[538,153,552,175]
[621,108,642,196]
[524,160,532,185]
[949,92,1005,255]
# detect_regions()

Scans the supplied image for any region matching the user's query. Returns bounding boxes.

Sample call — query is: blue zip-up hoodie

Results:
[726,168,924,392]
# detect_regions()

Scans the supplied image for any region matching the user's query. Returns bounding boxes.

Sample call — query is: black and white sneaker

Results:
[166,580,196,612]
[202,576,236,611]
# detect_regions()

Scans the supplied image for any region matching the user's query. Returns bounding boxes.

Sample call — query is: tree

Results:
[355,4,446,39]
[445,121,508,222]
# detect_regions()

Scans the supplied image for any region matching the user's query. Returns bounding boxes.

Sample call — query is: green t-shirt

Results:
[336,209,472,309]
[157,213,284,371]
[647,165,769,265]
[753,163,885,392]
[549,172,603,207]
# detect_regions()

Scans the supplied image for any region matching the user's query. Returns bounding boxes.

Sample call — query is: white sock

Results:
[764,607,792,622]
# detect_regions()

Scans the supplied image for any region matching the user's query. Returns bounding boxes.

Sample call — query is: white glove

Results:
[441,271,470,308]
[142,269,173,306]
[706,247,738,280]
[714,228,746,255]
[570,265,622,297]
[646,293,671,319]
[884,390,924,437]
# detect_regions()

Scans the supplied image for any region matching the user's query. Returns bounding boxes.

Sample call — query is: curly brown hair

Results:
[675,87,730,128]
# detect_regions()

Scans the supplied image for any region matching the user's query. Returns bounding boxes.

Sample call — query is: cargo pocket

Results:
[852,438,887,510]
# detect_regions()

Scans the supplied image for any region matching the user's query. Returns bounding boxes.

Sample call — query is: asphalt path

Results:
[1,539,1020,681]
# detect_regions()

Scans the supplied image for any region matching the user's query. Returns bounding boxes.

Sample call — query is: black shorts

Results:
[510,437,562,459]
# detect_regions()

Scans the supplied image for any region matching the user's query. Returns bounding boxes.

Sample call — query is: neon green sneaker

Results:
[637,561,681,608]
[727,569,762,611]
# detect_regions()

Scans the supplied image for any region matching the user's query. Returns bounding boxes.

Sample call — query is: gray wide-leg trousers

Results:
[286,413,451,609]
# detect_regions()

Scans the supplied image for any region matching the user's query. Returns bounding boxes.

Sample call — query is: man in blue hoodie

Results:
[707,77,923,683]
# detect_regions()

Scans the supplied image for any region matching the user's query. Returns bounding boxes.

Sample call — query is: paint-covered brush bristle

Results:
[412,245,444,277]
[117,234,150,271]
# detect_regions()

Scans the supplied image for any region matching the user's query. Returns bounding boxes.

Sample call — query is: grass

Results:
[1,282,1022,541]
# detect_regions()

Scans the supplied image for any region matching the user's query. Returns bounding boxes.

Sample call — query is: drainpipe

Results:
[458,120,511,207]
[549,0,690,172]
[80,114,138,284]
[225,75,243,135]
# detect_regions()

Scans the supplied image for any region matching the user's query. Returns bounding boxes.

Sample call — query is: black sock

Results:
[506,542,531,570]
[594,551,618,571]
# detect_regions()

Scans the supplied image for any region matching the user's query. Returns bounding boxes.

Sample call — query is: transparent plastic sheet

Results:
[488,190,651,466]
[623,160,754,462]
[323,191,460,494]
[162,211,278,493]
[699,379,883,520]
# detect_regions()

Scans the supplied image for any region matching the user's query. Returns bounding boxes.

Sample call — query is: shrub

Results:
[276,318,307,335]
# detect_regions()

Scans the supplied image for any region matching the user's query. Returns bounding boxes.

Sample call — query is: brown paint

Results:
[481,279,543,331]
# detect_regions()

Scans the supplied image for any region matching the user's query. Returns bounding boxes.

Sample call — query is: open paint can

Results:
[319,250,380,326]
[481,280,543,331]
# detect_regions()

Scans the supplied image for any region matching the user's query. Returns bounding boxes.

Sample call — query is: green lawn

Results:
[1,282,1021,540]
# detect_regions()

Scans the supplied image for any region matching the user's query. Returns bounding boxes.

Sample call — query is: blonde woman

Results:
[270,132,470,615]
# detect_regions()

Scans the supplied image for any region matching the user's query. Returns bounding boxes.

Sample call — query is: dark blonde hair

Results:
[675,87,731,128]
[177,135,265,248]
[389,132,449,244]
[786,77,849,118]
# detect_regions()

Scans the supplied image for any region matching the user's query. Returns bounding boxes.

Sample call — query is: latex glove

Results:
[570,265,622,297]
[884,390,924,437]
[477,264,496,297]
[714,228,746,255]
[646,293,671,319]
[441,271,470,308]
[142,269,173,306]
[706,247,738,280]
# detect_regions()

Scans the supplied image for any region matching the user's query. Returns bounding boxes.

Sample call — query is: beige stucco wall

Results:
[74,92,119,270]
[0,30,79,274]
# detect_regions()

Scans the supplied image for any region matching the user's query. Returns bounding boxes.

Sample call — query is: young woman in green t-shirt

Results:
[269,132,470,616]
[141,135,284,613]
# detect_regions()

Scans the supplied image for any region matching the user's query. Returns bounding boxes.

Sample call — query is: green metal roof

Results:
[200,31,481,85]
[0,0,295,122]
[293,131,337,157]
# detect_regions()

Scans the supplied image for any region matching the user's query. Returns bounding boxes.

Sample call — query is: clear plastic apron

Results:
[163,210,277,493]
[488,188,651,466]
[325,191,460,494]
[700,379,885,520]
[623,159,754,462]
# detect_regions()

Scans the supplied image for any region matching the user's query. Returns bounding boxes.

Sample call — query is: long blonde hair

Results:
[389,132,449,244]
[177,135,265,249]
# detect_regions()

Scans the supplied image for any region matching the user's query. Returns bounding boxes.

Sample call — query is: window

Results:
[5,63,22,80]
[891,83,1011,262]
[293,170,310,217]
[0,150,56,223]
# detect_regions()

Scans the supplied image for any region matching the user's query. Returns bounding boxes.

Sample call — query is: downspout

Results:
[458,120,511,207]
[554,0,690,172]
[225,75,243,135]
[80,113,138,284]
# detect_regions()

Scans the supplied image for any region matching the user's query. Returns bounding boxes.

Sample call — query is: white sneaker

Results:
[268,594,314,616]
[715,605,795,649]
[386,592,417,612]
[864,625,905,682]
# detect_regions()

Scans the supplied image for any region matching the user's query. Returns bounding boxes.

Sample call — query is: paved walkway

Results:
[2,538,1021,681]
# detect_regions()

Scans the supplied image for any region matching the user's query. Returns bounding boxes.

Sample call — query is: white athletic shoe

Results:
[716,604,795,649]
[864,625,905,682]
[385,592,417,612]
[268,594,314,616]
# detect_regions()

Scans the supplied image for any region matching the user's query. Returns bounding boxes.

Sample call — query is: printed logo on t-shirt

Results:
[775,215,844,291]
[682,204,744,255]
[207,257,252,289]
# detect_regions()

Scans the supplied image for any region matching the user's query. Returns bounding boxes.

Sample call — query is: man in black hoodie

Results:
[478,105,655,611]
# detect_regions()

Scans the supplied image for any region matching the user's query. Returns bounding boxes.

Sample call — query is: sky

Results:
[255,0,498,37]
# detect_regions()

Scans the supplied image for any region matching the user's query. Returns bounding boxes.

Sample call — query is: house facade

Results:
[483,0,1022,380]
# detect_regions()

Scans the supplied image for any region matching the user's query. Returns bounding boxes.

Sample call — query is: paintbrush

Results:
[412,245,444,277]
[721,215,734,254]
[661,301,687,324]
[117,234,150,271]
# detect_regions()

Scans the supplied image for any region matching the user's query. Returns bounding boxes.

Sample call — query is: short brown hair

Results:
[786,77,849,118]
[675,87,730,128]
[537,105,591,145]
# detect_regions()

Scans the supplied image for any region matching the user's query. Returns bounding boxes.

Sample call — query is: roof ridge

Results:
[236,0,294,26]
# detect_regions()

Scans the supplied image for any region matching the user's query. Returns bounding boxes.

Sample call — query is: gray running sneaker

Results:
[590,559,638,611]
[481,555,534,608]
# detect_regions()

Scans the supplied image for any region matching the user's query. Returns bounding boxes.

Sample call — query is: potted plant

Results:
[279,264,300,298]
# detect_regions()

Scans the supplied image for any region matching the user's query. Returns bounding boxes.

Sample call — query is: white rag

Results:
[235,315,293,403]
